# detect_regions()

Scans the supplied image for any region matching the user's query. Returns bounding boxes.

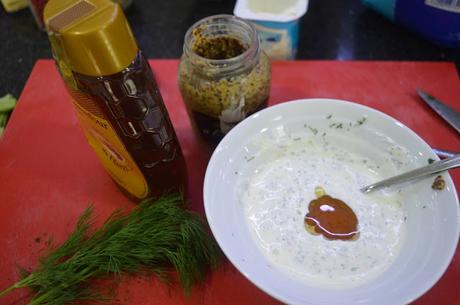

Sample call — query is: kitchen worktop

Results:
[1,0,459,98]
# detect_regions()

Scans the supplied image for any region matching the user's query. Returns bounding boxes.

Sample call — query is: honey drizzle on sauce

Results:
[304,189,359,241]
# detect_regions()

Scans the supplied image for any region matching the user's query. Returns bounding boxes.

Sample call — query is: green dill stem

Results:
[28,290,53,305]
[0,194,220,305]
[0,284,17,298]
[64,266,94,288]
[0,274,34,298]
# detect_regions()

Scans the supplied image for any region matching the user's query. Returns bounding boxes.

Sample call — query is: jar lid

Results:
[43,0,138,76]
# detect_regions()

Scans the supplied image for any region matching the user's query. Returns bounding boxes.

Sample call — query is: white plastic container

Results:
[234,0,308,60]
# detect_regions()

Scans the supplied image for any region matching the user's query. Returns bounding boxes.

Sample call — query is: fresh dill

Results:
[308,126,318,135]
[0,194,220,305]
[356,117,367,126]
[328,122,344,129]
[304,124,318,135]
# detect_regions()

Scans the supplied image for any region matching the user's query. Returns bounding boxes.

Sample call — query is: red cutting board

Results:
[0,60,459,305]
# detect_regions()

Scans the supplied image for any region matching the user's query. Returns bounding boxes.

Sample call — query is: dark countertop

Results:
[1,0,459,98]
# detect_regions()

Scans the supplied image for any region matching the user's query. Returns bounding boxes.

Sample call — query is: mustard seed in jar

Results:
[178,15,271,145]
[192,31,248,59]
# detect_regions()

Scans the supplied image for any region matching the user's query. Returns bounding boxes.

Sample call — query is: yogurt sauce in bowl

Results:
[238,129,407,289]
[204,99,460,305]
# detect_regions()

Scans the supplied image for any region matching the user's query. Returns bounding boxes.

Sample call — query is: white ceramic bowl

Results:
[204,99,459,305]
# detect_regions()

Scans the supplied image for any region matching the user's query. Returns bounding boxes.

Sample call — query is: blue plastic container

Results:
[363,0,460,48]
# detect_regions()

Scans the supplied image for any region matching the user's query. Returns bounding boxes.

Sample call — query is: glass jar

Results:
[178,14,271,145]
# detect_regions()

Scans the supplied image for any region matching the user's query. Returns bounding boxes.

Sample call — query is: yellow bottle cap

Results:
[44,0,138,76]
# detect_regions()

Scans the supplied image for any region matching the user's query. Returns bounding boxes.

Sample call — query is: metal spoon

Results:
[361,154,460,193]
[433,148,458,158]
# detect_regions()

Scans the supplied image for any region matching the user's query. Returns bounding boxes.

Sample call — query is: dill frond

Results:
[0,194,221,305]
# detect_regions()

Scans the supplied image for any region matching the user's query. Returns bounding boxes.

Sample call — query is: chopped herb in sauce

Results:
[308,126,318,135]
[356,117,367,126]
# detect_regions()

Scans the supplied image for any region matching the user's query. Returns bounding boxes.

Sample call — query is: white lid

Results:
[234,0,308,22]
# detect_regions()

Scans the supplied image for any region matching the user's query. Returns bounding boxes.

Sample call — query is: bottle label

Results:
[70,92,149,199]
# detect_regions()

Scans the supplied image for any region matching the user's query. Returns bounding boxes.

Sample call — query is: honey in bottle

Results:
[43,0,186,200]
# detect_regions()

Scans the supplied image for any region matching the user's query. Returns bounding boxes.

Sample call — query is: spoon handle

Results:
[433,148,458,159]
[361,154,460,193]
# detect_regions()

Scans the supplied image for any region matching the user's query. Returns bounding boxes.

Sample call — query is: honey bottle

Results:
[43,0,186,200]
